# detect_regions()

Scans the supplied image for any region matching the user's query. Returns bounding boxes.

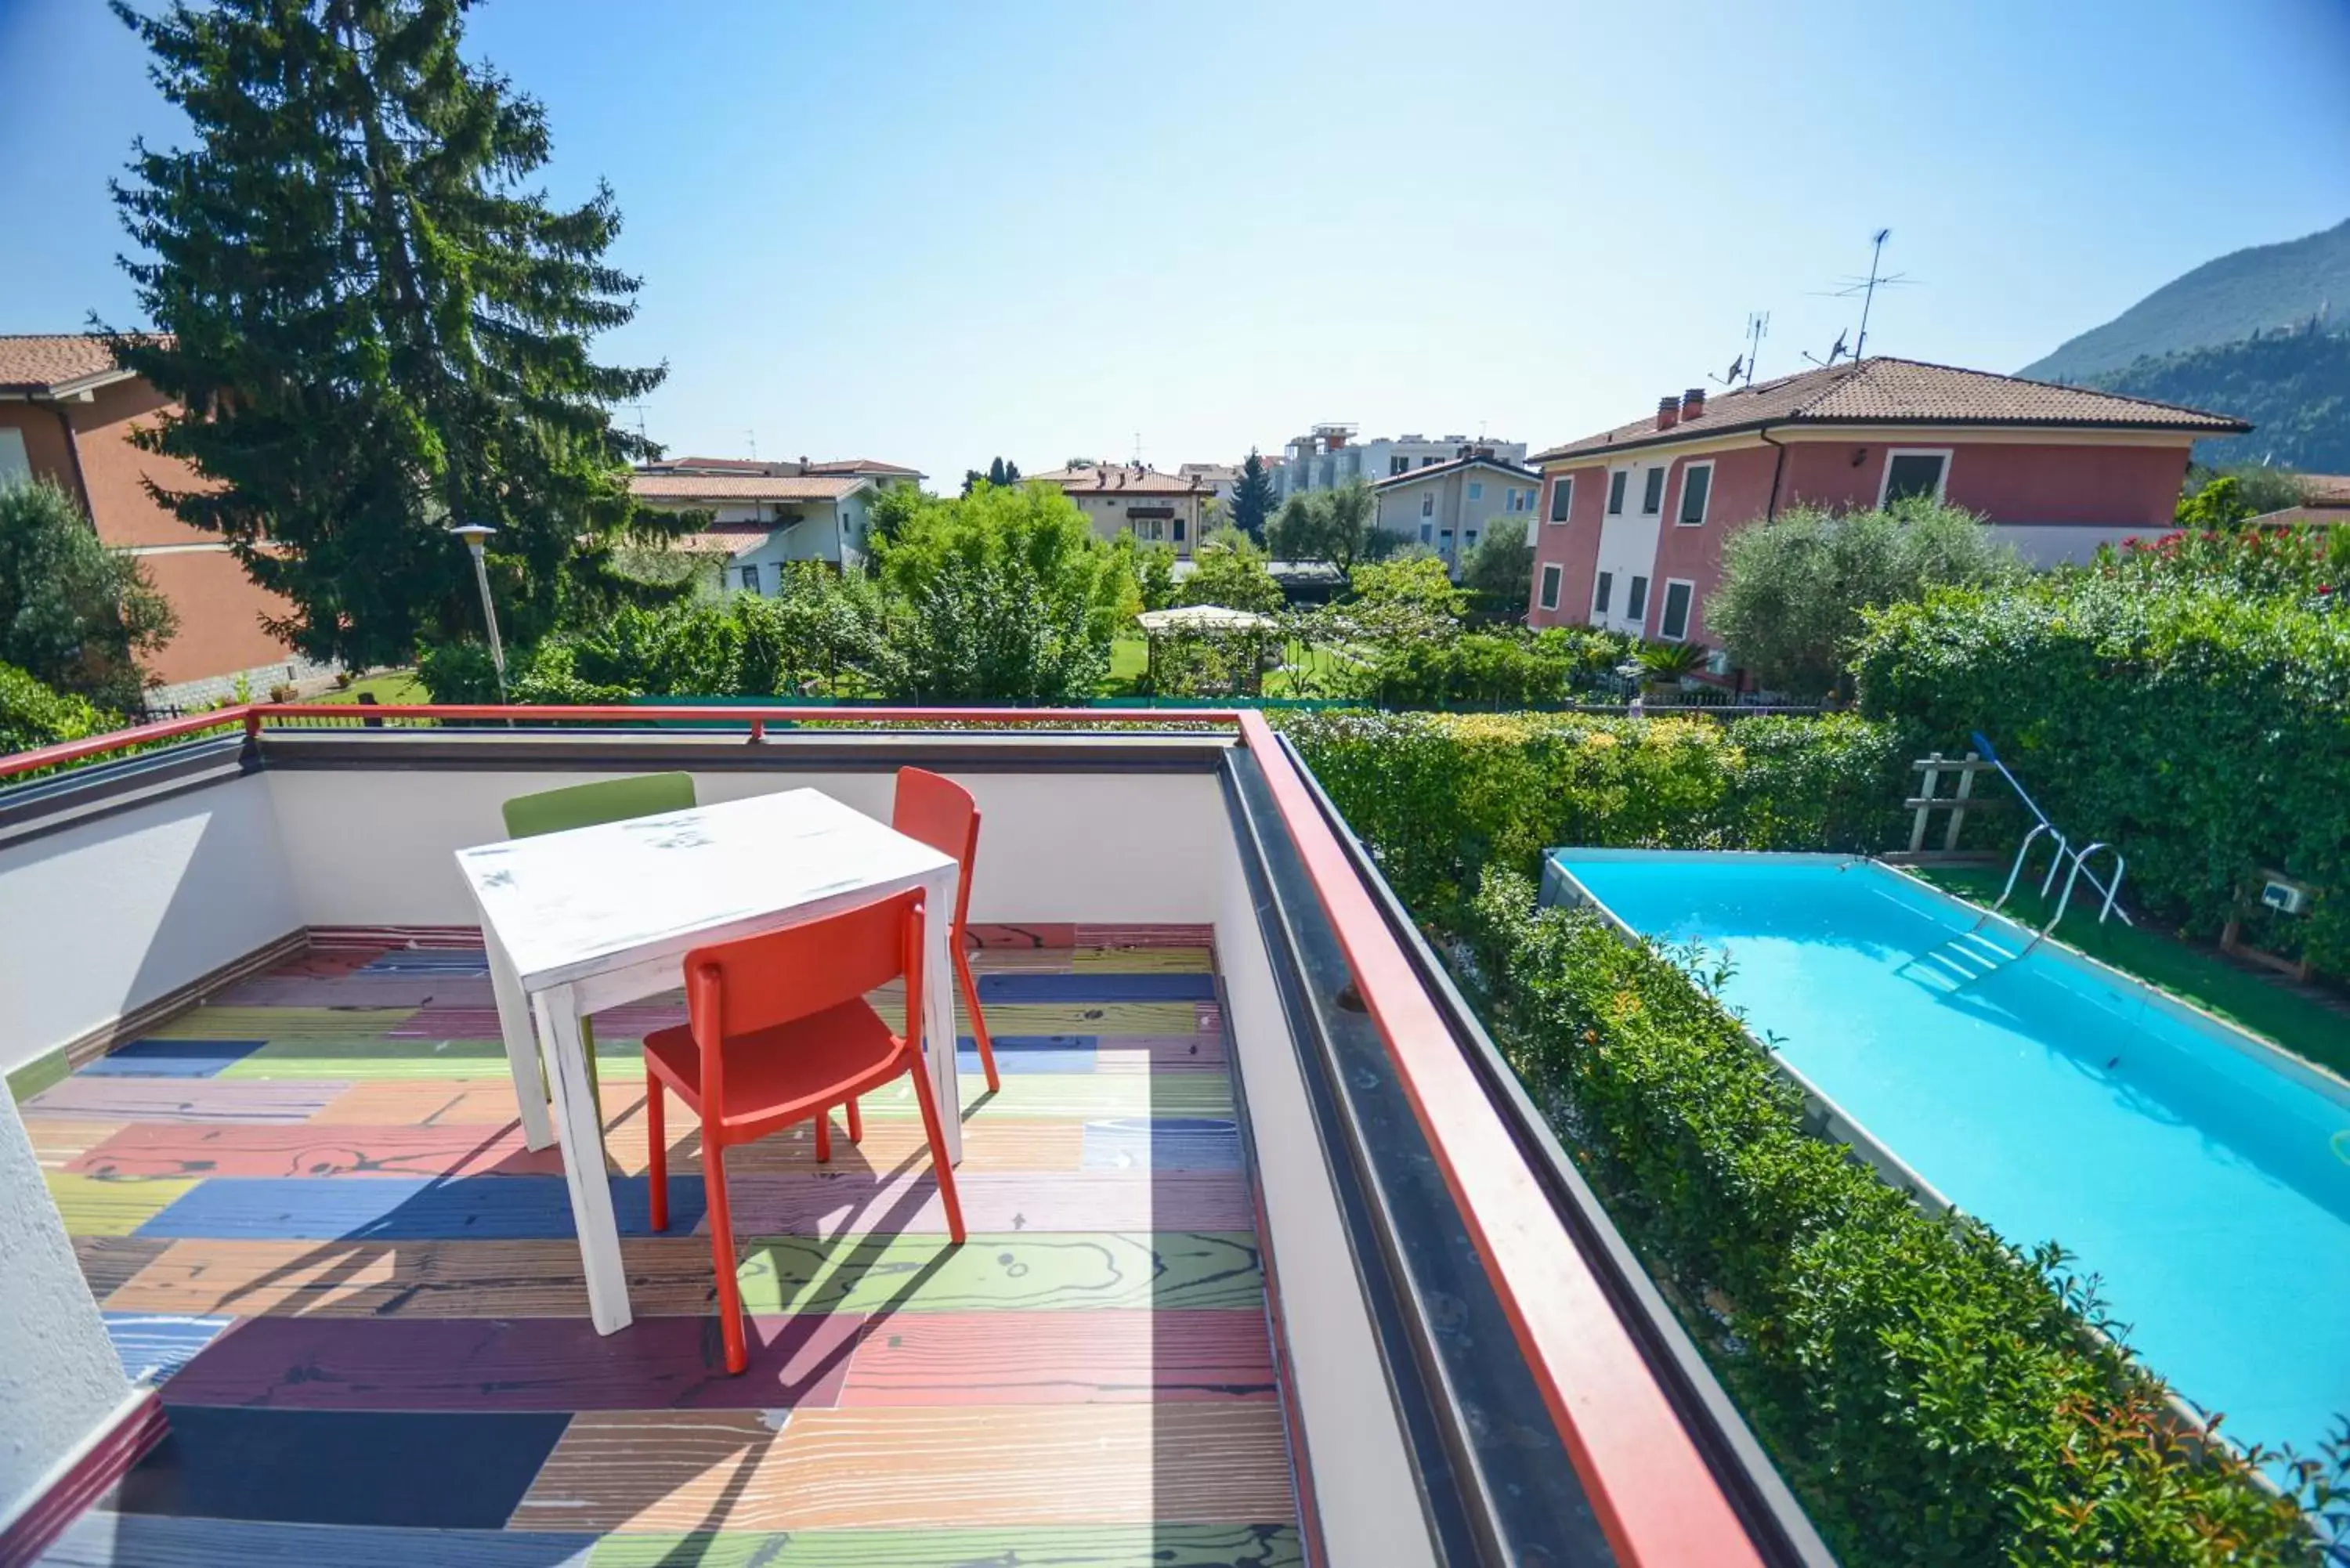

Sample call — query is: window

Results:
[1549,475,1574,522]
[1677,462,1712,526]
[1627,574,1650,622]
[1420,492,1435,518]
[1173,518,1186,542]
[1466,480,1484,501]
[1439,529,1454,549]
[1607,471,1627,515]
[1660,579,1694,641]
[739,564,762,594]
[1464,529,1478,550]
[0,427,29,487]
[1640,467,1665,515]
[1594,570,1613,614]
[1390,456,1410,475]
[1420,455,1441,468]
[1420,522,1433,544]
[1539,563,1562,611]
[1882,450,1950,506]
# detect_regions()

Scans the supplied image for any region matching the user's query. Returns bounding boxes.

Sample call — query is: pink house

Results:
[1524,357,2248,654]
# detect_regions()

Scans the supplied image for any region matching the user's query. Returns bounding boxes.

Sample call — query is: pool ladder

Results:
[1969,825,2129,956]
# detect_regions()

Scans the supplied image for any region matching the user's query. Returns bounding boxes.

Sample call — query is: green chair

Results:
[501,772,697,1110]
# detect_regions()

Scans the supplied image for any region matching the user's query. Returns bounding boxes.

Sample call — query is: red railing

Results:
[2,698,1776,1564]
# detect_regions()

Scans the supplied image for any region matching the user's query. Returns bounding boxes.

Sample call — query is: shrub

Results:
[1175,533,1284,616]
[1856,574,2350,975]
[0,660,112,755]
[1274,710,1905,923]
[2098,523,2347,612]
[1462,870,2322,1565]
[1460,527,1535,607]
[0,477,177,710]
[1707,500,2020,699]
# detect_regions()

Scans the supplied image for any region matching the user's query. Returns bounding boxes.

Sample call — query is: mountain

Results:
[2020,219,2350,383]
[2088,326,2350,471]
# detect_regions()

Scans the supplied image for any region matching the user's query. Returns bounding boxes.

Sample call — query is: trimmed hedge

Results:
[0,660,110,756]
[1464,869,2322,1565]
[1274,709,1907,923]
[1856,576,2350,977]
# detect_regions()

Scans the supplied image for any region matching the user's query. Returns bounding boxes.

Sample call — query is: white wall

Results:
[1987,522,2148,567]
[0,774,300,1076]
[0,1090,129,1521]
[265,757,1229,928]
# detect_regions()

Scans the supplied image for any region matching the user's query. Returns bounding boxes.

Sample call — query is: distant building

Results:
[1524,357,2249,648]
[628,454,924,589]
[1176,461,1241,511]
[1371,452,1542,576]
[2243,471,2350,529]
[0,334,328,707]
[1270,425,1529,504]
[1028,462,1211,558]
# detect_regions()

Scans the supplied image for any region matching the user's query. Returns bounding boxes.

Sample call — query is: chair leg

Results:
[815,1112,831,1165]
[703,1139,749,1375]
[580,1015,602,1103]
[908,1059,966,1244]
[956,943,999,1093]
[645,1078,668,1233]
[844,1097,862,1145]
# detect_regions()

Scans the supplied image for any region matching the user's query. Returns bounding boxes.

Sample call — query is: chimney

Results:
[1680,388,1705,421]
[1655,396,1679,431]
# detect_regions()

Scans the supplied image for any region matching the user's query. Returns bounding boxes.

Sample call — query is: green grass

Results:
[317,669,429,704]
[1911,865,2350,1080]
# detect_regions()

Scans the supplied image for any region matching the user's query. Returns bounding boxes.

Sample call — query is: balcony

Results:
[0,707,1829,1567]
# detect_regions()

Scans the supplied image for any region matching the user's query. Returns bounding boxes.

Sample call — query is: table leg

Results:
[486,923,555,1151]
[534,984,633,1334]
[924,866,964,1165]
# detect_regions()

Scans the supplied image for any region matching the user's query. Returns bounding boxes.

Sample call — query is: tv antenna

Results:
[1131,431,1144,466]
[1805,227,1914,367]
[1713,312,1769,388]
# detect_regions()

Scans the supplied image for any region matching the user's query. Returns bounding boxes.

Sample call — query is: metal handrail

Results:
[2023,842,2129,955]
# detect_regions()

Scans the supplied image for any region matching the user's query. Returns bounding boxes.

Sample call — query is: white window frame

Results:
[1639,465,1665,516]
[1420,491,1435,518]
[739,563,762,594]
[1538,562,1563,612]
[1675,461,1714,527]
[1658,577,1697,641]
[1466,480,1484,501]
[1420,522,1433,544]
[1877,447,1953,508]
[1547,475,1574,524]
[1593,569,1614,615]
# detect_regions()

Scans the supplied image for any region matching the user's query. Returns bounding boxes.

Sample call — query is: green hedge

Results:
[0,660,110,756]
[1274,709,1907,923]
[1464,870,2319,1565]
[1856,576,2350,977]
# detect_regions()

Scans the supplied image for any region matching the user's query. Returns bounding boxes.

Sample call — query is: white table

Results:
[456,787,960,1334]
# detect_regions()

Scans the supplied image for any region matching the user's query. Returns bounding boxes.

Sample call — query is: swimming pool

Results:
[1542,849,2350,1470]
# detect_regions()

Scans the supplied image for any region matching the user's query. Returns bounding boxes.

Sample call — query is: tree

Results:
[877,482,1138,702]
[2175,467,2308,529]
[0,661,113,756]
[1176,533,1284,616]
[1707,500,2021,699]
[962,469,987,497]
[863,479,924,562]
[0,478,176,710]
[1461,528,1535,607]
[1231,450,1274,542]
[107,0,672,671]
[1266,479,1390,573]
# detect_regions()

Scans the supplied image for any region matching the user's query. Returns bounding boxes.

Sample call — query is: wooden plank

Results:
[75,1237,171,1299]
[313,1079,645,1127]
[21,1078,350,1124]
[736,1231,1264,1315]
[1073,923,1213,948]
[867,999,1209,1038]
[25,1118,125,1170]
[75,1040,269,1078]
[208,976,500,1009]
[587,1525,1302,1568]
[1080,1117,1245,1172]
[45,1172,202,1236]
[71,1122,571,1182]
[102,1313,229,1385]
[837,1309,1274,1405]
[105,1238,724,1318]
[143,1007,418,1041]
[510,1402,1296,1532]
[722,1170,1254,1237]
[973,973,1217,1004]
[159,1313,862,1412]
[41,1514,600,1568]
[129,1173,707,1241]
[222,1038,646,1082]
[860,1071,1234,1122]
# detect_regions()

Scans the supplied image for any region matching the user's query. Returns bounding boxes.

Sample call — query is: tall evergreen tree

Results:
[987,456,1009,487]
[1231,448,1274,542]
[1002,458,1021,484]
[106,0,674,668]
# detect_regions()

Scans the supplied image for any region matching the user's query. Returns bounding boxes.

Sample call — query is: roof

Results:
[629,473,866,503]
[1371,453,1540,490]
[804,457,923,477]
[2298,473,2350,507]
[1136,605,1276,632]
[1029,464,1206,496]
[0,334,144,396]
[1531,356,2252,464]
[2241,506,2346,529]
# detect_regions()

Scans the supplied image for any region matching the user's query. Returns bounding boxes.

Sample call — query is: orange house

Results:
[0,334,321,707]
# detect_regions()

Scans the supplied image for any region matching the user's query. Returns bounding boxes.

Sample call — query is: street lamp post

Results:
[448,522,508,702]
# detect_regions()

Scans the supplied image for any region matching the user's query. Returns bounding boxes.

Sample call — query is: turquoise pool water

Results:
[1544,850,2350,1469]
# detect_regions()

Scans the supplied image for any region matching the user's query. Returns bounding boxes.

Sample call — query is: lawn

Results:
[316,669,430,704]
[1911,865,2350,1080]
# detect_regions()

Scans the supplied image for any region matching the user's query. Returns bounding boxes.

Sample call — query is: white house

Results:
[1270,425,1529,504]
[629,457,924,591]
[1028,463,1213,558]
[1369,452,1542,576]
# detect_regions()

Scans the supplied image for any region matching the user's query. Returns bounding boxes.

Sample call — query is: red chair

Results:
[642,890,965,1375]
[892,767,1000,1093]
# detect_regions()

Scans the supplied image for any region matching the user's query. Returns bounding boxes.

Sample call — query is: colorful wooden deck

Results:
[26,927,1303,1567]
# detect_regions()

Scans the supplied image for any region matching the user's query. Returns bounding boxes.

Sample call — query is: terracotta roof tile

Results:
[804,457,921,476]
[0,334,140,395]
[1029,464,1206,496]
[1531,356,2251,463]
[2299,473,2350,506]
[629,473,865,503]
[1370,453,1539,490]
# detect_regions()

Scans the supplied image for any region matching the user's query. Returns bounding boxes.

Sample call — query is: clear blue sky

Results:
[3,0,2346,484]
